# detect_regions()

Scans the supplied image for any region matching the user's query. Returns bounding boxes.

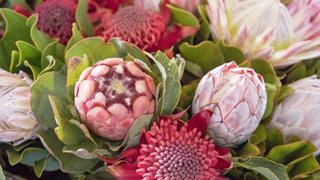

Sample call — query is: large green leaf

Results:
[178,80,199,109]
[233,157,290,180]
[179,41,224,73]
[167,4,200,27]
[65,23,84,52]
[0,8,32,70]
[37,130,100,174]
[198,5,210,40]
[65,37,117,63]
[31,72,70,128]
[75,0,93,36]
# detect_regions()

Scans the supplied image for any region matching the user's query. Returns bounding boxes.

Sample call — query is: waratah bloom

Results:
[74,58,156,141]
[100,110,232,179]
[192,62,267,147]
[98,0,198,52]
[206,0,320,67]
[101,5,166,50]
[35,0,77,45]
[0,69,41,145]
[269,76,320,155]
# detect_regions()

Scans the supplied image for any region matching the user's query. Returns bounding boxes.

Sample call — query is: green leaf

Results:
[109,38,151,67]
[233,157,290,180]
[179,41,225,73]
[290,155,320,179]
[238,126,267,157]
[31,72,70,128]
[0,165,4,180]
[65,37,117,63]
[278,85,294,102]
[178,80,199,109]
[27,14,54,51]
[65,23,84,52]
[266,141,317,165]
[0,8,32,70]
[251,59,281,88]
[37,129,100,174]
[66,56,91,97]
[75,0,93,36]
[286,63,307,83]
[218,42,246,64]
[41,41,65,69]
[266,128,284,151]
[157,77,181,115]
[263,83,277,119]
[167,4,200,27]
[198,5,210,40]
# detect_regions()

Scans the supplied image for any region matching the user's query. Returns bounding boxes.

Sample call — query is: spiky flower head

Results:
[102,5,166,50]
[192,62,267,147]
[0,69,42,145]
[35,0,77,44]
[101,110,232,180]
[74,58,156,141]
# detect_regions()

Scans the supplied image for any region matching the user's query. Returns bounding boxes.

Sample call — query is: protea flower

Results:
[74,58,156,141]
[206,0,320,68]
[192,62,267,147]
[0,69,41,145]
[269,76,320,155]
[35,0,77,44]
[100,110,232,179]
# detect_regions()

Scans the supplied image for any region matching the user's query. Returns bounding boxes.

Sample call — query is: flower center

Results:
[111,79,125,94]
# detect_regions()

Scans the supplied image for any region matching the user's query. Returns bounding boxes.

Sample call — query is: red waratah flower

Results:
[99,110,233,180]
[101,5,166,50]
[35,0,77,44]
[97,0,198,52]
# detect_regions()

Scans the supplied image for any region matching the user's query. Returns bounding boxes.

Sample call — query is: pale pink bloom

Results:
[169,0,201,12]
[134,0,161,12]
[206,0,320,68]
[0,70,41,145]
[74,58,156,141]
[269,76,320,155]
[192,62,267,147]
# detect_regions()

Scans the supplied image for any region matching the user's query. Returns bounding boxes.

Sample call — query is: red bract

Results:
[35,0,77,44]
[100,110,233,180]
[12,4,32,17]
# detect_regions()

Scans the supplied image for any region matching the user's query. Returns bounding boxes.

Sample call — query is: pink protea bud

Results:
[192,62,267,147]
[35,0,77,45]
[74,58,156,141]
[101,5,166,50]
[269,76,320,155]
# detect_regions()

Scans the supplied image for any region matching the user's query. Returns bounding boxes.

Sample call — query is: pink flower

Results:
[192,62,267,147]
[35,0,77,45]
[100,110,233,179]
[74,58,156,141]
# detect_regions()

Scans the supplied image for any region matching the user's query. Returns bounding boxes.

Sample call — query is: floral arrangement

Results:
[0,0,320,179]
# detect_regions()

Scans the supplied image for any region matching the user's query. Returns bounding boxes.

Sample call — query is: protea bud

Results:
[74,58,156,141]
[269,76,320,155]
[0,69,41,145]
[192,62,267,147]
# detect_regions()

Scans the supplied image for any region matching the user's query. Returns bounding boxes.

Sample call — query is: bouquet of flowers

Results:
[0,0,320,179]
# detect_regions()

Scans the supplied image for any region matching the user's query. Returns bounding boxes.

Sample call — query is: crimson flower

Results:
[99,110,232,180]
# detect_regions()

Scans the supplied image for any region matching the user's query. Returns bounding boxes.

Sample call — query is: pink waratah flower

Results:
[74,58,156,141]
[97,0,198,51]
[35,0,77,45]
[100,110,233,180]
[269,76,320,155]
[206,0,320,68]
[192,62,267,147]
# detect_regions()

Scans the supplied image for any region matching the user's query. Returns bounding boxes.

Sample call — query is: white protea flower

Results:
[0,69,42,145]
[192,62,267,147]
[206,0,320,68]
[269,76,320,155]
[134,0,161,12]
[169,0,201,12]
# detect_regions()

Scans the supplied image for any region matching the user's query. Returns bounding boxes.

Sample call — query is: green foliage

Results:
[75,0,93,36]
[167,4,200,27]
